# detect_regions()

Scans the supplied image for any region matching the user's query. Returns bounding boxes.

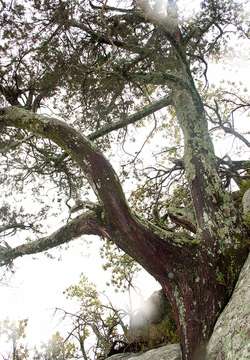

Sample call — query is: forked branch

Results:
[0,106,194,277]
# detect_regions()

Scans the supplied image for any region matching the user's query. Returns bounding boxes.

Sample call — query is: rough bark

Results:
[0,210,105,266]
[0,106,248,360]
[0,3,249,359]
[106,253,250,359]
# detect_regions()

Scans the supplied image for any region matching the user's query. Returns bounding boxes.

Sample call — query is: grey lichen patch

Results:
[216,271,226,286]
[242,189,250,215]
[133,213,190,247]
[173,286,188,349]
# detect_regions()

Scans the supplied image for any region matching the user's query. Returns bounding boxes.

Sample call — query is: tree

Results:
[58,275,129,359]
[33,332,76,360]
[0,319,77,360]
[0,319,29,360]
[0,1,249,359]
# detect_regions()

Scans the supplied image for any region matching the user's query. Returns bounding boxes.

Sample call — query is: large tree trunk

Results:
[108,253,250,360]
[0,2,249,359]
[0,105,248,360]
[167,81,248,358]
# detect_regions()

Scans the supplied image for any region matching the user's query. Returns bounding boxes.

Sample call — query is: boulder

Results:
[107,343,181,360]
[207,253,250,359]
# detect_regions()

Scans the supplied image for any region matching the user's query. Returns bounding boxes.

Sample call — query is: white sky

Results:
[0,0,250,355]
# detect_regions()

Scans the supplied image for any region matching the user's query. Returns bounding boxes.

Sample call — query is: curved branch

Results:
[221,126,250,148]
[0,210,105,266]
[0,106,196,279]
[0,107,131,227]
[50,94,172,164]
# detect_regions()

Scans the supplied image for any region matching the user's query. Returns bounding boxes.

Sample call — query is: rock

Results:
[207,253,250,359]
[107,343,181,360]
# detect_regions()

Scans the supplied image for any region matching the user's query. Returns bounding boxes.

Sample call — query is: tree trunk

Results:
[0,102,248,360]
[160,71,248,357]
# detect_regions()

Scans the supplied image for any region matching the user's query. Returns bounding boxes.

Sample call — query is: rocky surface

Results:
[207,253,250,359]
[107,343,181,360]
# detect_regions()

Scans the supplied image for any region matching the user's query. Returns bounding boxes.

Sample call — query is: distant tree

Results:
[0,319,29,360]
[0,1,249,359]
[33,332,76,360]
[0,320,77,360]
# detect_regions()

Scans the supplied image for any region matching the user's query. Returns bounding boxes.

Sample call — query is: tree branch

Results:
[89,1,134,13]
[0,210,105,266]
[46,94,172,165]
[127,71,188,88]
[221,126,250,148]
[68,19,146,55]
[88,94,172,140]
[0,106,197,279]
[0,135,33,154]
[0,223,32,234]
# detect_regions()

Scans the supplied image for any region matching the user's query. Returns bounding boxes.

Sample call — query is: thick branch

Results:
[88,94,172,140]
[219,158,250,171]
[51,95,172,164]
[0,106,195,279]
[169,157,250,173]
[0,210,105,266]
[127,71,188,88]
[0,208,193,271]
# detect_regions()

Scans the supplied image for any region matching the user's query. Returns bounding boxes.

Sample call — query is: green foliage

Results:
[65,274,101,309]
[100,240,140,292]
[64,274,128,358]
[34,332,76,360]
[216,271,226,286]
[145,317,179,347]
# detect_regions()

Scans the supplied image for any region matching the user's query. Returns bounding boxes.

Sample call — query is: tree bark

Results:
[0,105,248,359]
[0,106,248,359]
